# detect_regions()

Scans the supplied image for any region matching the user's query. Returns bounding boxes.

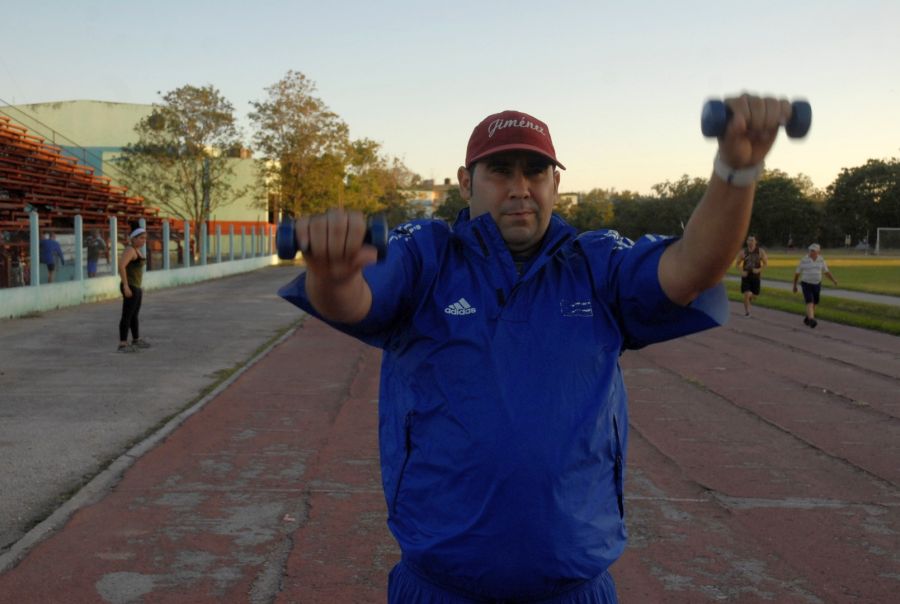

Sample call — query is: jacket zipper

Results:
[612,414,624,519]
[391,411,414,514]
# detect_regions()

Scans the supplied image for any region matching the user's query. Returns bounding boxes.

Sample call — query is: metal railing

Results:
[1,212,275,288]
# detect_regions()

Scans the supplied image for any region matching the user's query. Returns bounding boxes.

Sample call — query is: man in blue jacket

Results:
[39,232,65,283]
[280,94,792,603]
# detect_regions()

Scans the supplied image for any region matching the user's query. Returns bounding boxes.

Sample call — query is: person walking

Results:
[281,94,795,603]
[792,243,838,328]
[39,232,65,283]
[735,234,768,316]
[117,227,151,352]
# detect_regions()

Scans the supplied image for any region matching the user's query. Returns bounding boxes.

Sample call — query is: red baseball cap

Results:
[465,110,565,169]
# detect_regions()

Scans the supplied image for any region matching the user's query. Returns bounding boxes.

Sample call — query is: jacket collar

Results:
[451,208,576,280]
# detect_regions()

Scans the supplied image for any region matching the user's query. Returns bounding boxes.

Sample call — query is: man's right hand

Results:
[296,209,378,282]
[296,208,377,324]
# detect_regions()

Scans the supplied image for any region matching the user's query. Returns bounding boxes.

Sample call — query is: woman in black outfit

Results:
[117,227,150,352]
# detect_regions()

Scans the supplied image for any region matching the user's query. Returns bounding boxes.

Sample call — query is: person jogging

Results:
[735,234,768,316]
[792,243,838,328]
[281,94,795,603]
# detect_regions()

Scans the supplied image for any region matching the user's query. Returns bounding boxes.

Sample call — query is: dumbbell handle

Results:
[701,99,812,138]
[276,214,389,261]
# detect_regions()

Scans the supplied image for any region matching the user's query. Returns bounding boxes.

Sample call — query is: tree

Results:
[379,159,426,225]
[117,85,247,226]
[562,189,615,232]
[825,158,900,246]
[752,170,821,247]
[342,138,424,225]
[434,186,467,223]
[606,177,705,239]
[249,71,350,216]
[609,195,658,240]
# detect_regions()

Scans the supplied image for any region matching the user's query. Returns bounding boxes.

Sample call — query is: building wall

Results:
[207,156,267,223]
[5,100,264,224]
[6,100,150,147]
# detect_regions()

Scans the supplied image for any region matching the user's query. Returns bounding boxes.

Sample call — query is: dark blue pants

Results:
[388,561,619,604]
[800,281,821,304]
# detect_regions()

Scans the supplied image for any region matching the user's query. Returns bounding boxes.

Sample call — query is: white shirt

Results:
[796,255,828,284]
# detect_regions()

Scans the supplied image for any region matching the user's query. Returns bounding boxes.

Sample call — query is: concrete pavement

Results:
[0,265,305,558]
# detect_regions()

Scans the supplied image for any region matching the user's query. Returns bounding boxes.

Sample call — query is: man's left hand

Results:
[719,94,792,168]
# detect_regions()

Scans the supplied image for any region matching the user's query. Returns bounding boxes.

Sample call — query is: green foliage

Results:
[343,139,419,216]
[728,253,900,296]
[562,189,614,232]
[751,170,821,247]
[434,187,467,223]
[249,70,421,219]
[723,281,900,335]
[116,84,247,224]
[608,176,705,239]
[825,158,900,246]
[249,71,350,216]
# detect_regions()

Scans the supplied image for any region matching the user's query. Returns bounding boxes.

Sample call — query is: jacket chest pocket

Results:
[498,279,596,325]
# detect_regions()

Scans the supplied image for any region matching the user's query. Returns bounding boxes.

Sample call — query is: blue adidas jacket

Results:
[279,210,728,600]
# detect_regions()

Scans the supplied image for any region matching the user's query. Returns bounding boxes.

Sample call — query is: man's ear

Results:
[457,165,472,201]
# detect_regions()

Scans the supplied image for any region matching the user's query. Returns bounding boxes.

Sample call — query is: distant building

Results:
[2,100,266,227]
[404,177,457,217]
[559,193,579,206]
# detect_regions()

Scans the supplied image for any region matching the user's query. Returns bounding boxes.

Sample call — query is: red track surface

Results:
[0,305,897,603]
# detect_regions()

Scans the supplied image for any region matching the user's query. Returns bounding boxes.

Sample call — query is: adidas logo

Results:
[444,297,477,316]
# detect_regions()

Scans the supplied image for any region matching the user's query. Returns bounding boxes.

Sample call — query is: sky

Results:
[2,0,898,195]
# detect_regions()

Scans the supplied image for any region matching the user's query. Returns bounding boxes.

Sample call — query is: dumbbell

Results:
[701,99,812,138]
[276,214,389,261]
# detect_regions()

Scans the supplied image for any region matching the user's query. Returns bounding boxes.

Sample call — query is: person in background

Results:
[39,232,65,283]
[735,234,768,316]
[117,227,151,352]
[86,229,109,278]
[792,243,838,328]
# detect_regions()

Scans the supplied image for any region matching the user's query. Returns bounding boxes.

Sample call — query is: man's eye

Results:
[490,166,511,175]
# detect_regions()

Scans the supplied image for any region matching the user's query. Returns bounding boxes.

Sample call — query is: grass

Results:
[726,248,900,334]
[728,250,900,296]
[724,281,900,336]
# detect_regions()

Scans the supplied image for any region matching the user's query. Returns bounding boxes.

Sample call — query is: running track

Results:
[0,303,897,603]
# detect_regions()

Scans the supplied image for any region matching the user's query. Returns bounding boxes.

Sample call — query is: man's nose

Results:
[508,169,530,198]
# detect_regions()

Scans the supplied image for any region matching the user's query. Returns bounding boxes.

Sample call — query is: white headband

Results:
[130,227,146,239]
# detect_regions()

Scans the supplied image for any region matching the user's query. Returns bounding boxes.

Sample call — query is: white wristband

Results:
[714,152,764,187]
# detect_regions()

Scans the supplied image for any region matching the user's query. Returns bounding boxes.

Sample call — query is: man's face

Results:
[746,236,757,250]
[809,249,819,260]
[457,151,559,255]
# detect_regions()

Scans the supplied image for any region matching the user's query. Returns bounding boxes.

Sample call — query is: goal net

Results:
[875,228,900,255]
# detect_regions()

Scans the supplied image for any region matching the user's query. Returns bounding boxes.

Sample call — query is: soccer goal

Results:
[875,228,900,255]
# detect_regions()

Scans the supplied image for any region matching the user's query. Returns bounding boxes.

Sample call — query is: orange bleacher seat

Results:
[1,117,162,237]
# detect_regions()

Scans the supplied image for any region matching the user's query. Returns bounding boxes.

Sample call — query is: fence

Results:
[0,212,279,319]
